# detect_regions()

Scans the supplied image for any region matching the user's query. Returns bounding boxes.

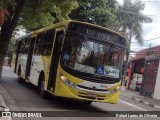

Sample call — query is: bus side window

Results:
[23,37,31,54]
[17,40,22,53]
[19,39,25,53]
[43,29,55,56]
[14,41,18,53]
[35,32,46,55]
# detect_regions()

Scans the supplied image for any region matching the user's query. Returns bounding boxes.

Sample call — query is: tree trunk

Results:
[0,0,26,79]
[0,21,12,78]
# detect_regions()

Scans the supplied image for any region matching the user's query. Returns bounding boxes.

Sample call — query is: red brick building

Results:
[128,45,160,99]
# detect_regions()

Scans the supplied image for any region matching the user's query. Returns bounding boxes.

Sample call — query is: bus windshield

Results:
[61,35,123,77]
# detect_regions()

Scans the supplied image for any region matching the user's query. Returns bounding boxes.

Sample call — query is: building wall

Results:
[130,73,143,91]
[141,57,159,97]
[153,59,160,100]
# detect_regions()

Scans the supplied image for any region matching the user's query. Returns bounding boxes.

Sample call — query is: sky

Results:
[117,0,160,54]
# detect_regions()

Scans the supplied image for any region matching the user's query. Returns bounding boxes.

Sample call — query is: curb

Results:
[129,96,160,111]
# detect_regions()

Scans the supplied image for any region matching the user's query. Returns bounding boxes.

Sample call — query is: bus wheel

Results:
[84,100,92,104]
[18,67,23,83]
[39,77,48,99]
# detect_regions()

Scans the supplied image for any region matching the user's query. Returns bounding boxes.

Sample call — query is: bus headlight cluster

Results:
[107,86,120,94]
[59,74,77,88]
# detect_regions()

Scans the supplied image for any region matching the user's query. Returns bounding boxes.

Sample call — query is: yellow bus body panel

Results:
[41,56,51,87]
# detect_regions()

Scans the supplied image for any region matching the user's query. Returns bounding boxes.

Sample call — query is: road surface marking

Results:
[144,102,149,105]
[135,98,140,101]
[119,99,148,111]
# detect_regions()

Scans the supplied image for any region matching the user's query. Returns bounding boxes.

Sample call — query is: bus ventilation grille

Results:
[78,92,105,100]
[77,85,108,92]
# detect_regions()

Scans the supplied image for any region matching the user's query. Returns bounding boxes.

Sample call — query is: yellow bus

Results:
[12,20,126,104]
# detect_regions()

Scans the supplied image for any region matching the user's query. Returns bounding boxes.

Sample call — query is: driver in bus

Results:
[62,51,70,66]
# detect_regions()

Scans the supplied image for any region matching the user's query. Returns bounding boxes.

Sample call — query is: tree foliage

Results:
[20,0,78,30]
[0,0,78,78]
[0,0,25,78]
[0,0,16,9]
[69,0,117,27]
[115,0,152,45]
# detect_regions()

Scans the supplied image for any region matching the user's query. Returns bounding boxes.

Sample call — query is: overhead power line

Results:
[131,51,160,54]
[130,50,160,54]
[140,1,160,3]
[146,14,160,16]
[120,10,160,16]
[131,36,160,43]
[130,51,160,54]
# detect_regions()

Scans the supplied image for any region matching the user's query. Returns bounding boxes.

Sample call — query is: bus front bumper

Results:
[54,79,120,104]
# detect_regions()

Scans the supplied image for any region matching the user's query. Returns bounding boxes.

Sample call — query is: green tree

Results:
[115,0,152,45]
[6,37,16,66]
[113,0,152,87]
[0,0,25,78]
[20,0,78,30]
[0,0,78,78]
[69,0,117,27]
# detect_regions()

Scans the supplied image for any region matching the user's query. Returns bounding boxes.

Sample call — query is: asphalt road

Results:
[0,66,159,120]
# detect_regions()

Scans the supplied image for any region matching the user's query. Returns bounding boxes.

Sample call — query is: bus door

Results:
[14,41,22,72]
[25,36,36,81]
[29,31,50,86]
[48,27,65,92]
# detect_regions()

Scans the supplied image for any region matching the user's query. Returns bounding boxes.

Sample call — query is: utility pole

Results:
[148,44,152,56]
[120,10,136,91]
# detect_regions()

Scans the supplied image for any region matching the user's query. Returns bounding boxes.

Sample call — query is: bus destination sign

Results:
[86,29,111,41]
[68,22,125,46]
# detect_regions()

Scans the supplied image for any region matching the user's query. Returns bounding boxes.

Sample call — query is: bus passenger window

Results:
[34,32,46,55]
[43,49,47,55]
[42,44,52,56]
[42,29,55,56]
[34,48,39,55]
[45,29,55,43]
[19,39,26,54]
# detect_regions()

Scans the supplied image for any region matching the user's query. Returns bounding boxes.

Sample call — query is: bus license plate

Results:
[87,93,97,98]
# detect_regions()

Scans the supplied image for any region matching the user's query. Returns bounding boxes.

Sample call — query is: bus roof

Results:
[16,20,126,40]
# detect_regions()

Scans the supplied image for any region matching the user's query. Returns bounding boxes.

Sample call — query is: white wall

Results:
[153,60,160,100]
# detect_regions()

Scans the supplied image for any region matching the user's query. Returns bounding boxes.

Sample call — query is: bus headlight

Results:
[59,74,77,88]
[107,86,120,94]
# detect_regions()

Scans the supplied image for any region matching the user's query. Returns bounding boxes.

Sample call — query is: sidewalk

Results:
[121,89,160,110]
[0,66,12,120]
[0,94,11,120]
[0,94,8,111]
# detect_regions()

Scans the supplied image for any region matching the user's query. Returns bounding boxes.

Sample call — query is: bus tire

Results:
[39,75,48,99]
[18,66,23,83]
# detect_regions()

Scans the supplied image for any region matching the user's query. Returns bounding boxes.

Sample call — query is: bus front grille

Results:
[78,92,105,101]
[77,85,108,92]
[78,95,96,100]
